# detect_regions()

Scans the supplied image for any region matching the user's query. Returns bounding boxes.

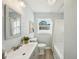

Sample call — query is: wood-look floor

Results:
[39,49,54,59]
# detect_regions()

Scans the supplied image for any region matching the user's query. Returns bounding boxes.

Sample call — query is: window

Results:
[39,21,50,30]
[37,18,53,34]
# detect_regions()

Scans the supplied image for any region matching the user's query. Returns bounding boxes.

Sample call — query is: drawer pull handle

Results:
[22,53,26,55]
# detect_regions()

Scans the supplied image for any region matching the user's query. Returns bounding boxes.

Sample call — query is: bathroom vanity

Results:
[6,42,38,59]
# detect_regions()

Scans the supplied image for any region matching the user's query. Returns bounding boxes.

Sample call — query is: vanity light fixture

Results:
[19,0,26,8]
[48,0,56,5]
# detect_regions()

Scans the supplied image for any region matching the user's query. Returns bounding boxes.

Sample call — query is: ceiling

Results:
[24,0,64,13]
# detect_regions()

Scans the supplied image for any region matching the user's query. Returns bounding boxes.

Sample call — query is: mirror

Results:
[4,5,21,40]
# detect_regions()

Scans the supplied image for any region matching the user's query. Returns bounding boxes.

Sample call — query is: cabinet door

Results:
[34,46,39,59]
[30,52,35,59]
[30,46,39,59]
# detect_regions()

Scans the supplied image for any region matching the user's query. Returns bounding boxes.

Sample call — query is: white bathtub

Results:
[53,45,64,59]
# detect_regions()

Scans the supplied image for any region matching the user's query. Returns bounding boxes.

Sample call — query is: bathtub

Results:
[53,45,64,59]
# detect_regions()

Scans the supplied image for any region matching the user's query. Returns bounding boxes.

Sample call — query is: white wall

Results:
[34,12,64,19]
[34,12,64,48]
[21,6,34,36]
[34,12,64,33]
[64,0,77,59]
[2,0,34,51]
[2,0,23,14]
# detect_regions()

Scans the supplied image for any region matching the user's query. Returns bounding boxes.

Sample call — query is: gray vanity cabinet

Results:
[30,46,39,59]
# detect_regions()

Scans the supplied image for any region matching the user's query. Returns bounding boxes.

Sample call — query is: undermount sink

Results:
[6,42,38,59]
[29,38,37,42]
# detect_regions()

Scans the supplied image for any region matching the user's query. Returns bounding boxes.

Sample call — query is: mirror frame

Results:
[4,4,21,40]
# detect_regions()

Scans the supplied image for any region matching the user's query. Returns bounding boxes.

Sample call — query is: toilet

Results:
[38,43,47,55]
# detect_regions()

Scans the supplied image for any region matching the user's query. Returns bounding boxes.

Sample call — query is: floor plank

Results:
[39,49,54,59]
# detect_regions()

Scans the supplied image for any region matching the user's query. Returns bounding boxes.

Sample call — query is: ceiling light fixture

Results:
[48,0,56,5]
[19,0,26,8]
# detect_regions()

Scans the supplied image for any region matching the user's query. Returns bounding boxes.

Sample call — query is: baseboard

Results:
[45,47,52,50]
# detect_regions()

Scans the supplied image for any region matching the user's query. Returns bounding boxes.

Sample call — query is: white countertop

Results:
[6,42,38,59]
